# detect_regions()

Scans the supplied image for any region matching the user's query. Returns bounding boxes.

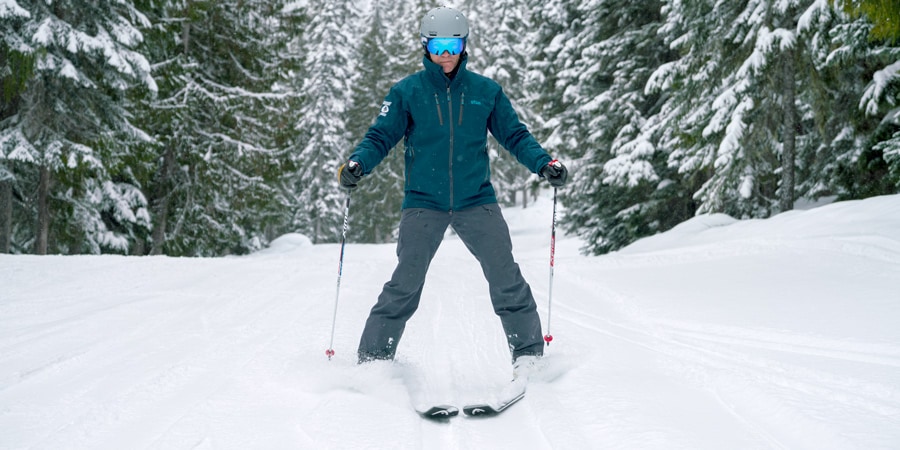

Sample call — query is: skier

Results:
[338,6,568,372]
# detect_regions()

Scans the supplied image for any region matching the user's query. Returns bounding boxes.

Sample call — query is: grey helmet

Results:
[420,7,469,43]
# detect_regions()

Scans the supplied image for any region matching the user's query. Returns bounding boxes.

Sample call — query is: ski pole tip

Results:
[326,349,335,360]
[543,334,553,345]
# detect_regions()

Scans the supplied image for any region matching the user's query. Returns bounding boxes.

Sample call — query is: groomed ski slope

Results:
[2,191,899,449]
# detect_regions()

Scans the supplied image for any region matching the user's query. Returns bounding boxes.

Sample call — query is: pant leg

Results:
[450,203,544,361]
[358,208,450,362]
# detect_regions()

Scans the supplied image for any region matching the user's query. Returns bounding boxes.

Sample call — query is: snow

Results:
[861,60,900,117]
[282,1,309,14]
[0,0,28,19]
[2,191,900,449]
[798,0,830,33]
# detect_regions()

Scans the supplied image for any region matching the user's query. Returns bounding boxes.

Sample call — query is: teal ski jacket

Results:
[349,54,552,211]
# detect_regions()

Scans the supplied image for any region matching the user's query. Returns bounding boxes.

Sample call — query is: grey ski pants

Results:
[358,203,544,363]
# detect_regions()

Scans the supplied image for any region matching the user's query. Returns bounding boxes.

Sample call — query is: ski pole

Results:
[544,187,557,346]
[327,190,352,360]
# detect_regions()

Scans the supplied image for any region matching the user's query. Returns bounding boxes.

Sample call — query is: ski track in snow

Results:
[2,193,900,449]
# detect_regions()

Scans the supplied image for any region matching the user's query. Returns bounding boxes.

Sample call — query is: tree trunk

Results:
[781,46,796,212]
[149,195,169,255]
[183,1,192,54]
[35,165,51,254]
[314,214,321,245]
[150,145,175,255]
[1,178,11,253]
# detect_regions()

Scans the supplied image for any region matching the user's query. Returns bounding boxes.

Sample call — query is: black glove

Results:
[338,160,363,190]
[540,159,568,188]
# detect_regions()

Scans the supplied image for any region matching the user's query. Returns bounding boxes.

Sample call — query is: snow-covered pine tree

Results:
[290,0,358,244]
[1,0,34,253]
[650,0,815,220]
[835,0,900,193]
[555,0,679,254]
[524,0,582,160]
[261,1,310,244]
[0,0,155,254]
[801,1,900,198]
[137,0,292,256]
[343,0,417,243]
[833,0,900,43]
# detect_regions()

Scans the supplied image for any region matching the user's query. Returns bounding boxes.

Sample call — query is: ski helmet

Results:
[420,7,469,44]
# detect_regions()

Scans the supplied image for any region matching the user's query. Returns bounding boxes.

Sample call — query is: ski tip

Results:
[417,405,459,420]
[462,405,499,417]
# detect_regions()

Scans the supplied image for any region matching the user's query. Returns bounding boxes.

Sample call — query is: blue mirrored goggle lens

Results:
[426,37,465,55]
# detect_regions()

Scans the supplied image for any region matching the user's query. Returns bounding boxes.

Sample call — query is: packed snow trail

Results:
[1,193,899,449]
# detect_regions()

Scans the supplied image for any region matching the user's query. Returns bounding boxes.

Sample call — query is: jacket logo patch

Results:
[469,99,483,106]
[379,101,392,117]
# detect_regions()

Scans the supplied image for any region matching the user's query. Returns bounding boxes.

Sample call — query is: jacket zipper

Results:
[458,92,465,125]
[447,86,454,210]
[434,93,444,125]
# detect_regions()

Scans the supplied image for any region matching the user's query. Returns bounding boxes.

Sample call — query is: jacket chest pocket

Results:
[459,95,491,128]
[410,95,445,130]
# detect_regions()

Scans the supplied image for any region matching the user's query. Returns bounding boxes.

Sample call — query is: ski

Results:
[415,404,459,420]
[462,386,526,417]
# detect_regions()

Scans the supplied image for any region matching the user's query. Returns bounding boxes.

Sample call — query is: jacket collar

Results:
[422,53,468,89]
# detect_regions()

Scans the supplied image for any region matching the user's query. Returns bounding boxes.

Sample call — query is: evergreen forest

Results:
[2,0,899,256]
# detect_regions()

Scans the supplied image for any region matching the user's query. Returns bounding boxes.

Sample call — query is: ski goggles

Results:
[425,37,465,55]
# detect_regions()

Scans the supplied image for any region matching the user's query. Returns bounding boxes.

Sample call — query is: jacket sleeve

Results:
[488,87,552,174]
[349,84,409,174]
